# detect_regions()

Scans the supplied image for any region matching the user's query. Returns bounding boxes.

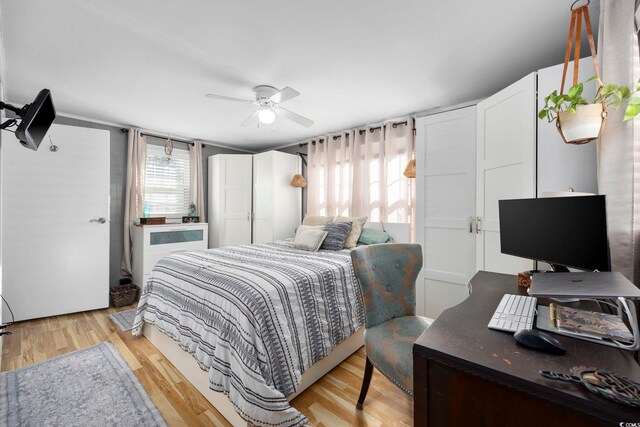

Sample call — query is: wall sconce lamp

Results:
[403,159,416,178]
[291,174,307,188]
[291,152,308,187]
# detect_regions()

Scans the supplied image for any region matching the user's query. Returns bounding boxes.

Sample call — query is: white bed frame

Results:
[142,222,410,426]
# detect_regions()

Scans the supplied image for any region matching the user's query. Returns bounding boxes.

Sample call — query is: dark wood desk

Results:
[413,271,640,426]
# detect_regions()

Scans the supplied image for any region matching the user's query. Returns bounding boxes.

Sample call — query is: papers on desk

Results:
[537,304,634,343]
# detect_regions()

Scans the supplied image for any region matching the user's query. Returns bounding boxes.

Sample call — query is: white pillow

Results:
[334,216,368,249]
[294,229,328,252]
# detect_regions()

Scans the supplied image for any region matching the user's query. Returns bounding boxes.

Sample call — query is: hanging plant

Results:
[536,1,640,144]
[538,78,640,143]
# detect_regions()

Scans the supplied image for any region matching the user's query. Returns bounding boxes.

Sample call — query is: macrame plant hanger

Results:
[164,134,174,156]
[556,0,607,145]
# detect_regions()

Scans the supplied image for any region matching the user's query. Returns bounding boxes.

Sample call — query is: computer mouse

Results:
[513,329,566,355]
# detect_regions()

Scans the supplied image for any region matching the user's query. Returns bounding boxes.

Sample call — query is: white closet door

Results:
[476,73,536,274]
[415,107,476,318]
[252,151,301,244]
[1,124,110,322]
[219,155,252,247]
[252,152,274,244]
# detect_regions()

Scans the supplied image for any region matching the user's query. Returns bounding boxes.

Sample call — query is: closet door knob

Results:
[90,217,107,224]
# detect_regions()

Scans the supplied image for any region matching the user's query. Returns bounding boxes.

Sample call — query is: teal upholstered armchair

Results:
[350,243,430,409]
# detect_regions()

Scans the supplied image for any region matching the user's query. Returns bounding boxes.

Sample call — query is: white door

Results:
[219,155,252,246]
[415,107,476,318]
[252,152,274,244]
[1,124,110,322]
[476,73,536,274]
[253,151,301,244]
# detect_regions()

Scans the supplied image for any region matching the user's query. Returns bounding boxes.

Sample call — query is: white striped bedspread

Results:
[132,240,364,427]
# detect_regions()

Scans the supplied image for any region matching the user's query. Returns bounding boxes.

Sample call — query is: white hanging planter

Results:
[556,103,607,145]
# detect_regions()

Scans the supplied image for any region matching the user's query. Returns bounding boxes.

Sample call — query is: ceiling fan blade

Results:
[277,107,314,128]
[205,93,255,104]
[241,110,260,127]
[270,86,300,104]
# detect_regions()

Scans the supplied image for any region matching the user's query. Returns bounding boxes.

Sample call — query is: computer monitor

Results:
[498,195,610,272]
[15,89,56,151]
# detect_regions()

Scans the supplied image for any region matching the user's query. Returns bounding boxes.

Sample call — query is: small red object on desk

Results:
[518,271,532,288]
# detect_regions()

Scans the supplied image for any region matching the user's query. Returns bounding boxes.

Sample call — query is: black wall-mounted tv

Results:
[499,195,611,272]
[15,89,56,151]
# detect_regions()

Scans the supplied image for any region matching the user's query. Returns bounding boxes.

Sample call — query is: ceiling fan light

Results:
[258,108,276,124]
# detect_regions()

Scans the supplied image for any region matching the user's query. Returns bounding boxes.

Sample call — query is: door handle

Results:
[90,217,107,224]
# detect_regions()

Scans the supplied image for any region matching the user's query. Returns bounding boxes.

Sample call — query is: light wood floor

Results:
[1,305,412,427]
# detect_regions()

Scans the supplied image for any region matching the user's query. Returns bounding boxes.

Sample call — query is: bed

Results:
[133,222,409,427]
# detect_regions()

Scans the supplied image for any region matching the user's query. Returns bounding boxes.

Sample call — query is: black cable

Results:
[0,294,15,325]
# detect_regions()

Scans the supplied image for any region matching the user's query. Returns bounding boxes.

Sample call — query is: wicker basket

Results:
[110,284,139,308]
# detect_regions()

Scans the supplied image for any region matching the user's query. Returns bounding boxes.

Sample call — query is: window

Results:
[307,124,414,225]
[144,145,190,218]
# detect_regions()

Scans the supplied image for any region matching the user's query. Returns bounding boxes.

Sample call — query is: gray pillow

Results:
[334,215,368,249]
[320,222,353,251]
[294,229,328,252]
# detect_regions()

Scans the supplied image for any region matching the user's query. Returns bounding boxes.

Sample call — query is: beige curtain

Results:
[189,141,206,220]
[307,130,356,217]
[122,129,147,276]
[598,0,640,283]
[307,117,414,225]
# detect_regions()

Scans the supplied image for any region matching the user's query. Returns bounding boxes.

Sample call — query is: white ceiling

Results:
[0,0,599,151]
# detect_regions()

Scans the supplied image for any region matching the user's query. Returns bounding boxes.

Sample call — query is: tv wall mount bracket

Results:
[0,101,31,130]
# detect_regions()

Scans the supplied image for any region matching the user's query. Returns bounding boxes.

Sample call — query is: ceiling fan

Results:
[205,85,314,128]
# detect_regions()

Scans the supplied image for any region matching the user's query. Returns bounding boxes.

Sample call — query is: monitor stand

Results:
[525,264,570,276]
[550,264,570,273]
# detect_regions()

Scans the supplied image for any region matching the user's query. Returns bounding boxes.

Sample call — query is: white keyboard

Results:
[488,294,537,333]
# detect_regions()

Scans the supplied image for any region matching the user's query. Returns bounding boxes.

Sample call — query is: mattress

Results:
[132,240,364,427]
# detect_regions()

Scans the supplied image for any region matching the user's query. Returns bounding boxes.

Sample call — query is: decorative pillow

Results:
[320,222,353,251]
[294,229,328,252]
[302,215,333,226]
[295,224,324,237]
[358,228,394,245]
[334,216,368,249]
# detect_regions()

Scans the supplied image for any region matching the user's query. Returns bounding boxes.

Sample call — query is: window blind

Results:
[144,144,190,218]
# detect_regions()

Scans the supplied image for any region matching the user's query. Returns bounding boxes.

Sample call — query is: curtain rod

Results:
[298,120,411,147]
[120,128,205,147]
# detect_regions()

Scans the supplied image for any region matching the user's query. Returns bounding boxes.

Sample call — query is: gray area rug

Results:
[0,342,167,427]
[108,308,138,332]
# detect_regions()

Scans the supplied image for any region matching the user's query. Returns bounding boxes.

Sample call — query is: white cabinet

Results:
[477,58,598,275]
[208,154,253,248]
[415,59,598,319]
[208,151,301,248]
[253,151,301,243]
[132,223,208,289]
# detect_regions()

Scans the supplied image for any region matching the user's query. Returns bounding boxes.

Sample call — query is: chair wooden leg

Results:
[356,357,374,410]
